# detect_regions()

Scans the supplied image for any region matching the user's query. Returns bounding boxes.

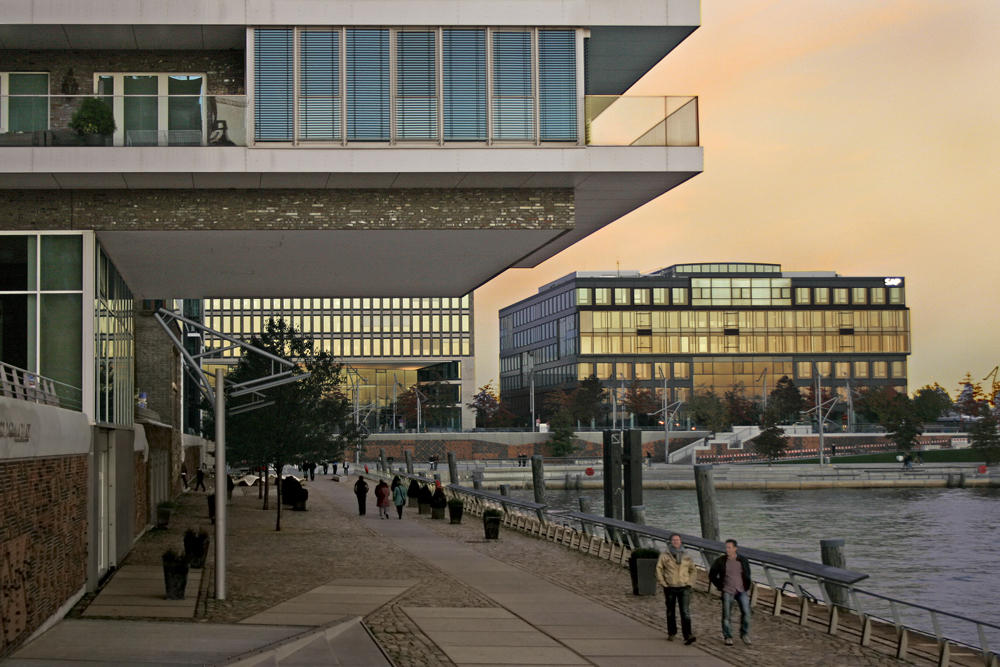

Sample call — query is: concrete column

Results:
[404,450,414,475]
[379,448,387,472]
[820,538,849,608]
[623,429,643,512]
[214,368,226,601]
[531,456,545,505]
[447,452,459,485]
[499,484,510,496]
[602,431,624,520]
[694,464,720,542]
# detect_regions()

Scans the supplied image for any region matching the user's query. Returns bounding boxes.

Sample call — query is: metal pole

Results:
[214,368,226,601]
[663,371,669,463]
[530,354,536,432]
[815,364,825,466]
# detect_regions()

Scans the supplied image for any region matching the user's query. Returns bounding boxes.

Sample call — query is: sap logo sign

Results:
[884,278,902,286]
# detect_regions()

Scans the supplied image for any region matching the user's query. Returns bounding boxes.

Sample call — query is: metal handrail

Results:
[0,361,82,411]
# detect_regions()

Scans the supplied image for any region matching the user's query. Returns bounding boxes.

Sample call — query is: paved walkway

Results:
[312,479,730,667]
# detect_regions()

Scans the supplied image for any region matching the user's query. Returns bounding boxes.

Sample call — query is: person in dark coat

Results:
[194,467,206,492]
[353,475,369,515]
[709,539,753,646]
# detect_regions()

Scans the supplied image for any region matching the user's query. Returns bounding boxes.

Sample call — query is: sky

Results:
[472,0,1000,399]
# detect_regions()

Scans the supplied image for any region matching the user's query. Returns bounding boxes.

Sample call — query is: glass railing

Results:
[0,95,248,147]
[585,95,699,147]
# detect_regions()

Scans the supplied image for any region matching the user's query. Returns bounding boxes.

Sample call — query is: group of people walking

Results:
[354,475,407,519]
[656,535,753,647]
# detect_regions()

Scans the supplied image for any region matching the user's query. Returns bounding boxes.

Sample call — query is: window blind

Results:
[492,31,533,141]
[396,30,437,140]
[538,30,577,141]
[255,29,294,141]
[347,29,390,141]
[442,29,486,140]
[300,30,340,140]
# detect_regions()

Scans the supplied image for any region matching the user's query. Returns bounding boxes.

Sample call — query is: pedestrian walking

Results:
[332,462,338,475]
[354,475,369,516]
[194,467,206,492]
[375,480,391,519]
[709,539,753,646]
[656,533,697,644]
[391,476,406,519]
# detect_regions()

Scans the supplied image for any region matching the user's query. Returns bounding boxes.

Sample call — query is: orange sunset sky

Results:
[473,0,1000,399]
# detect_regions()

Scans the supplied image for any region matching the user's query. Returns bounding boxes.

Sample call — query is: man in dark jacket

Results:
[709,539,753,646]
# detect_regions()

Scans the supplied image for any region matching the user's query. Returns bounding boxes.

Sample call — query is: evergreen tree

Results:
[969,409,1000,466]
[753,408,789,463]
[768,376,804,423]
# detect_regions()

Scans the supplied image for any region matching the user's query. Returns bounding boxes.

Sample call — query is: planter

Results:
[448,504,464,524]
[628,551,661,596]
[418,502,430,515]
[84,133,107,146]
[184,532,210,569]
[156,506,173,529]
[162,551,189,600]
[408,498,418,508]
[431,506,446,520]
[483,515,501,540]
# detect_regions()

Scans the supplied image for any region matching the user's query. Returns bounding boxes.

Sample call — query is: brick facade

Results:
[133,451,148,536]
[0,455,88,659]
[0,189,575,232]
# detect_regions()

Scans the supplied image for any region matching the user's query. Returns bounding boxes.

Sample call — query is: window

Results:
[672,288,688,305]
[889,287,904,305]
[852,288,867,304]
[814,288,829,305]
[833,288,849,305]
[633,289,650,306]
[594,288,611,305]
[635,363,651,380]
[614,288,630,305]
[796,362,812,379]
[674,362,690,379]
[870,288,885,305]
[835,362,850,378]
[873,361,888,378]
[795,287,810,305]
[652,288,667,305]
[253,27,579,144]
[96,72,205,146]
[891,361,906,378]
[1,72,49,133]
[854,361,868,378]
[595,363,613,380]
[815,361,831,377]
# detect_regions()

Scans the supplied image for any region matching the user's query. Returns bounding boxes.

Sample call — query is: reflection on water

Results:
[512,486,1000,647]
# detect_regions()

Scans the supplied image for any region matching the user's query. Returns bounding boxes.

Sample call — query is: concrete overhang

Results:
[0,145,701,298]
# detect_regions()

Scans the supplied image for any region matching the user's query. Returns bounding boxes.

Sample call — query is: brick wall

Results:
[0,455,88,659]
[134,308,179,429]
[0,49,244,133]
[0,189,574,232]
[133,451,148,535]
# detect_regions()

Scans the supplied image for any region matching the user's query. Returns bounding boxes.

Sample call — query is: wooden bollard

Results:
[447,452,459,485]
[575,473,582,490]
[404,450,414,475]
[379,448,387,472]
[499,484,510,496]
[820,539,849,608]
[531,456,546,505]
[694,464,720,542]
[579,497,592,536]
[565,473,572,490]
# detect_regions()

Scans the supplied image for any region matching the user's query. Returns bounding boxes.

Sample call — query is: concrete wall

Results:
[0,188,575,232]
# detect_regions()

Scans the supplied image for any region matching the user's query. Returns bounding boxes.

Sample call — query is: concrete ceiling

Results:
[0,25,244,50]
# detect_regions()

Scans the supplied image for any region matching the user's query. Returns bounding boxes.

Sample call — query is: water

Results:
[511,486,1000,648]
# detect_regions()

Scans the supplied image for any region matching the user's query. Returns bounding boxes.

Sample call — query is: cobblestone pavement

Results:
[418,513,913,667]
[74,478,912,667]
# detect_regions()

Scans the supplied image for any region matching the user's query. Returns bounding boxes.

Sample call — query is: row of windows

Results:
[210,336,470,358]
[579,309,909,334]
[580,333,910,355]
[255,27,577,144]
[576,361,692,382]
[504,289,574,329]
[793,360,906,379]
[690,278,793,307]
[576,286,688,307]
[570,358,906,384]
[795,286,904,306]
[501,363,576,391]
[506,319,558,350]
[207,313,470,335]
[520,344,559,370]
[206,296,469,312]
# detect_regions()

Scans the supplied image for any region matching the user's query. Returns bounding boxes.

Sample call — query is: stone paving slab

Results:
[239,577,413,626]
[422,631,563,647]
[82,565,202,619]
[403,607,516,619]
[439,645,589,665]
[239,612,351,626]
[536,624,668,640]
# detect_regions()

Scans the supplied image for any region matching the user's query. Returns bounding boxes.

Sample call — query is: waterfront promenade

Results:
[9,475,912,666]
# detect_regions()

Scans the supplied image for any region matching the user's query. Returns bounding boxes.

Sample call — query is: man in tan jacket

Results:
[655,533,698,644]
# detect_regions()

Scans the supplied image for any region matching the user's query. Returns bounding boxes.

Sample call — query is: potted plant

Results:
[407,479,420,508]
[628,547,661,596]
[69,98,116,145]
[447,498,464,524]
[156,501,176,529]
[417,484,432,515]
[483,508,503,540]
[183,528,210,569]
[430,488,448,520]
[162,549,190,600]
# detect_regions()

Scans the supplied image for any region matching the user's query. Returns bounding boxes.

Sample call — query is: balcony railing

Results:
[585,95,699,146]
[0,95,248,147]
[1,362,83,412]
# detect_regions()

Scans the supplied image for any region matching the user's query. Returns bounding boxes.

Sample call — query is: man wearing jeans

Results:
[655,533,697,644]
[709,539,752,646]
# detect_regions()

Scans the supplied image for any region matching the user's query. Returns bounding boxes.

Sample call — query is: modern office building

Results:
[499,263,910,424]
[1,0,702,654]
[200,295,476,430]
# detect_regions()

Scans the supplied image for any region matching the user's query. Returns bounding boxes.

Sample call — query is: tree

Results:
[912,384,952,422]
[467,382,501,427]
[621,379,659,427]
[768,376,804,423]
[955,373,987,421]
[856,386,902,424]
[398,380,457,430]
[686,390,730,434]
[544,391,577,457]
[969,407,1000,465]
[753,408,788,463]
[214,317,351,531]
[572,374,608,425]
[723,387,760,426]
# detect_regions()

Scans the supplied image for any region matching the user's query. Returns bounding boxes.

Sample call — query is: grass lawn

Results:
[771,449,986,465]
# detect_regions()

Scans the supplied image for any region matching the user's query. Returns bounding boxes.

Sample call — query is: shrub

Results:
[447,498,464,507]
[417,485,433,504]
[162,549,189,571]
[483,508,503,518]
[407,479,420,498]
[430,488,448,508]
[69,98,116,136]
[630,548,661,560]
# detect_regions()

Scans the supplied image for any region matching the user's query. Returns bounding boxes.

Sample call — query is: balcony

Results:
[0,95,248,147]
[585,96,698,146]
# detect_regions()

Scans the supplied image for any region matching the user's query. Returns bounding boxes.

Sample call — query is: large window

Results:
[1,72,49,133]
[254,27,579,145]
[95,73,205,146]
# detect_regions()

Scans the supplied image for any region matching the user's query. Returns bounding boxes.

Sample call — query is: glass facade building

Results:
[200,294,475,431]
[499,264,910,424]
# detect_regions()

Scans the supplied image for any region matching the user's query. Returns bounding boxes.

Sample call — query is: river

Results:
[510,486,1000,648]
